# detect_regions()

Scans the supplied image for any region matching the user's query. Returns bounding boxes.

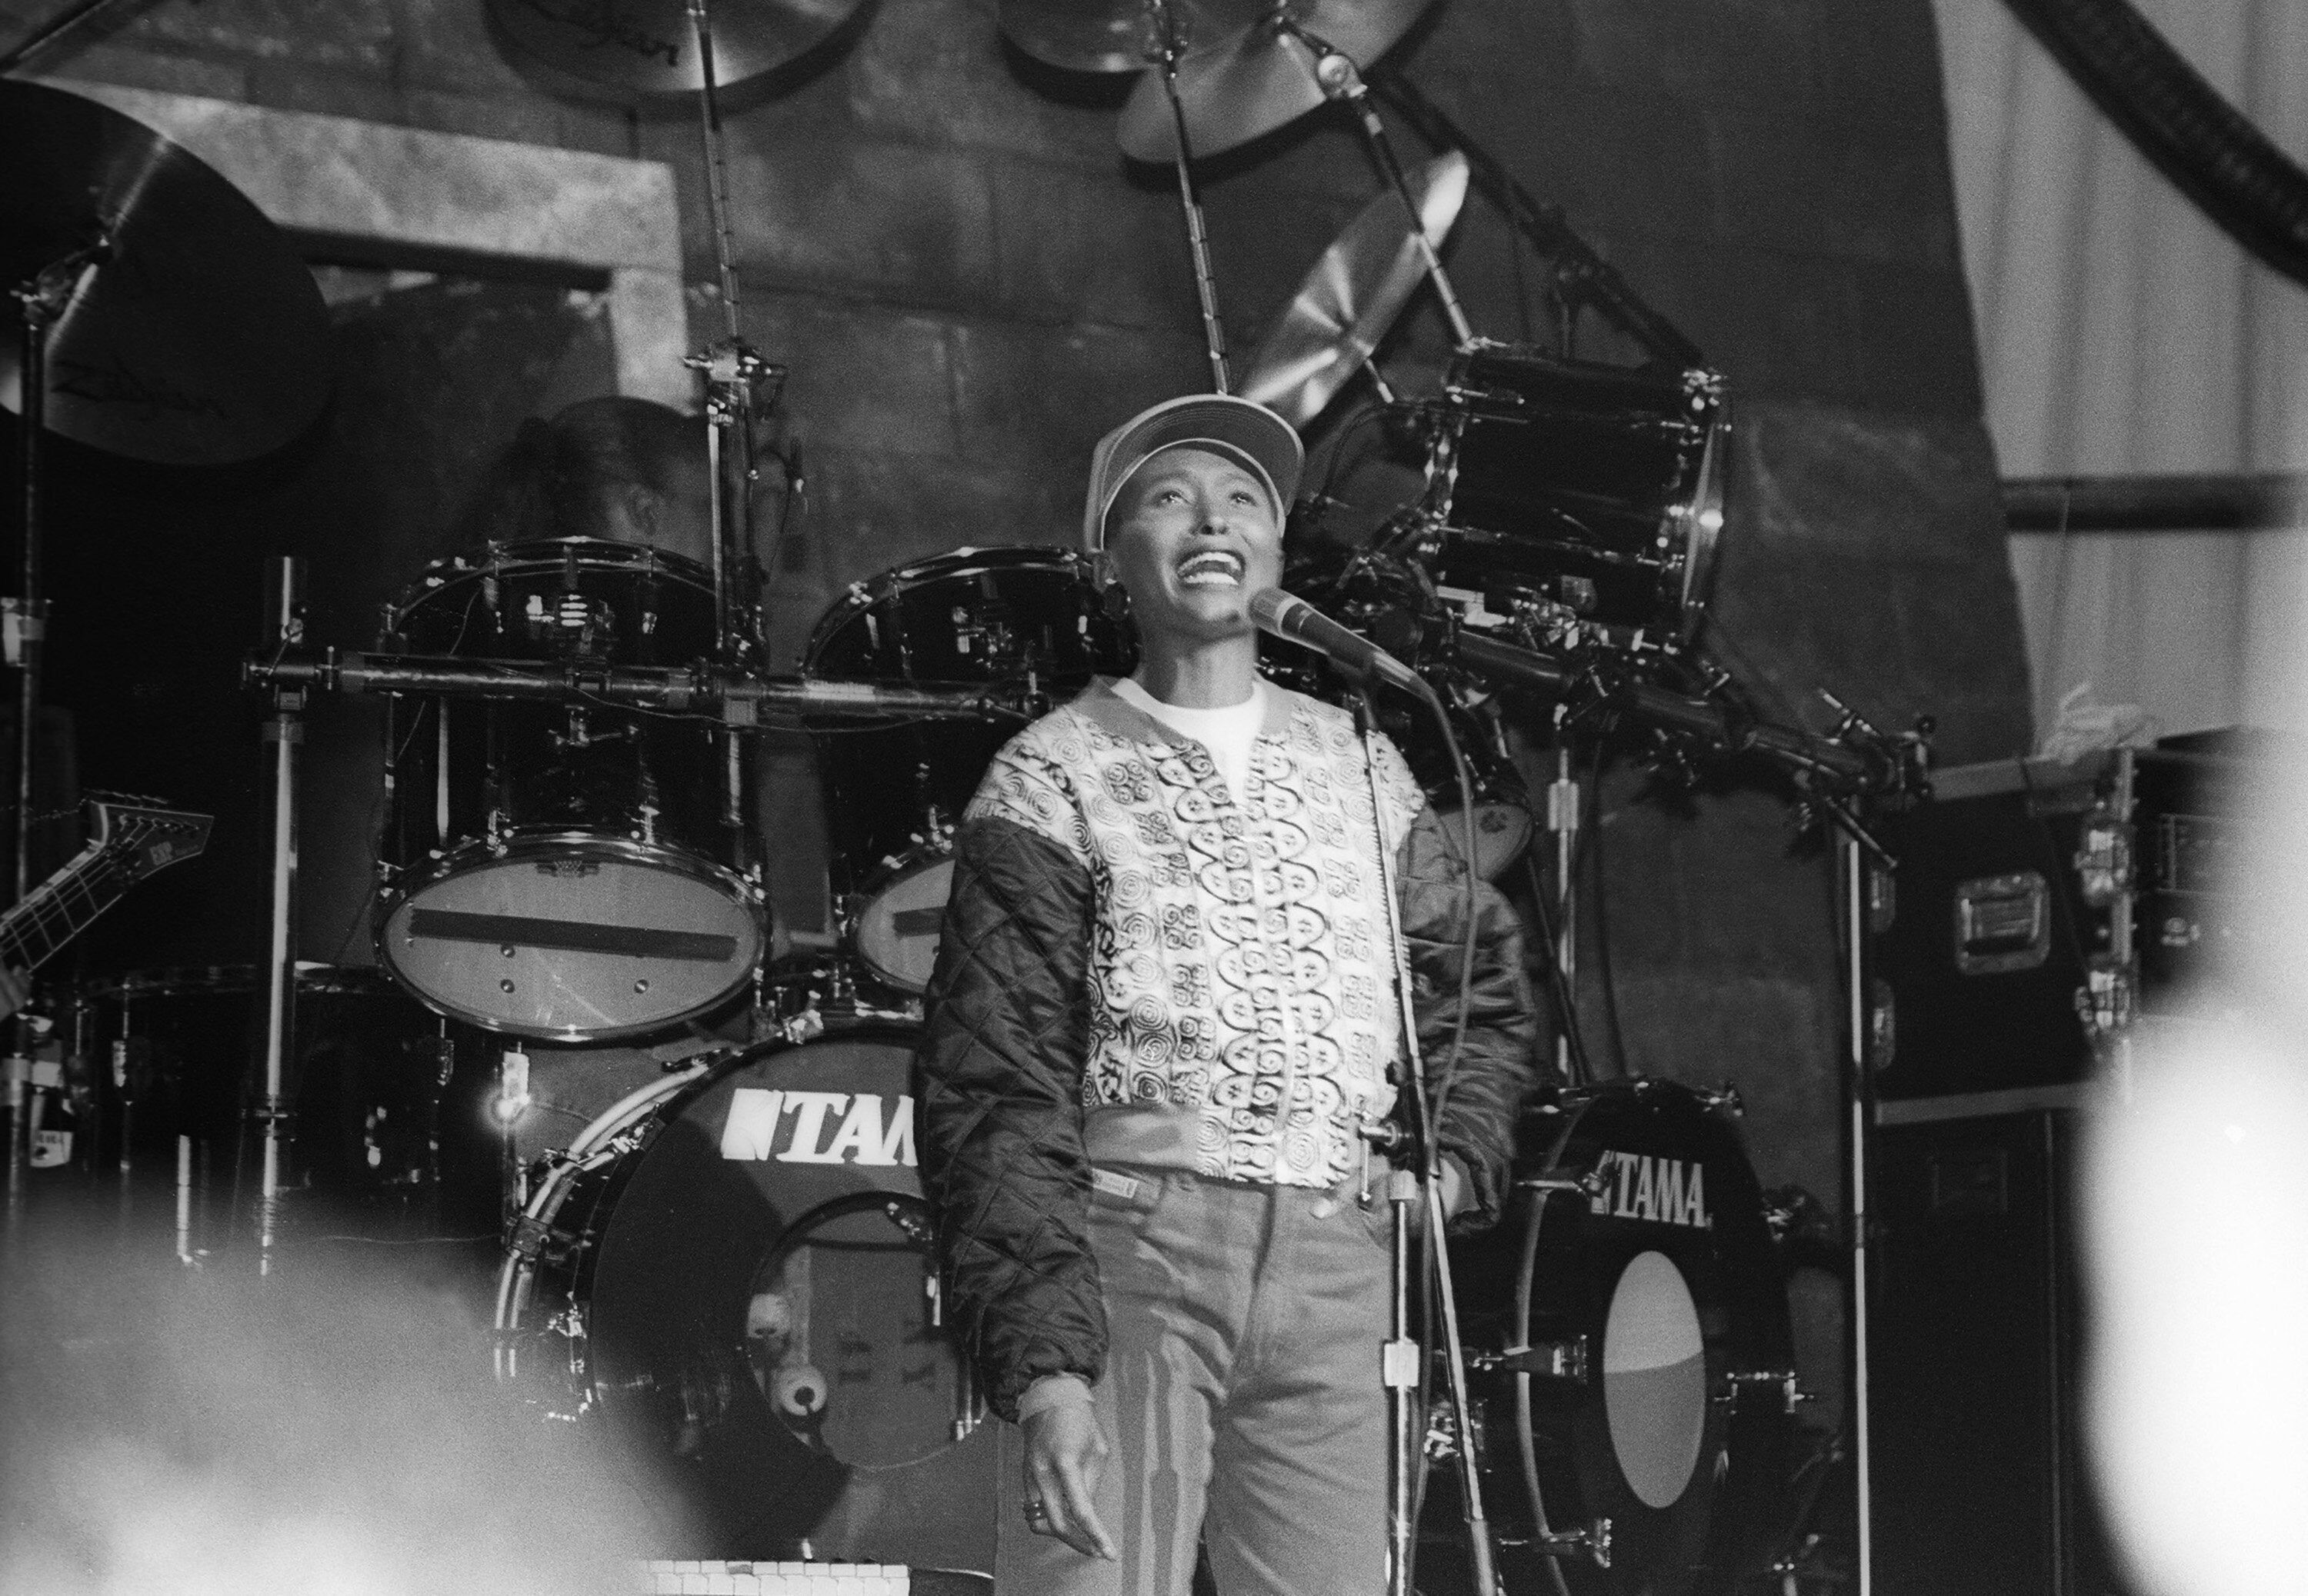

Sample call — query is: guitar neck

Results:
[0,841,126,973]
[0,803,212,975]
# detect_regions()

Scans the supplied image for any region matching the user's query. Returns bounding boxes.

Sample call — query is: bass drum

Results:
[499,1025,996,1568]
[803,545,1132,994]
[1436,1078,1798,1595]
[378,538,766,1041]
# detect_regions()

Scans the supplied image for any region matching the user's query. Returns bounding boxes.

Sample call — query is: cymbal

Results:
[997,0,1269,75]
[0,81,333,466]
[1117,0,1434,162]
[1239,149,1466,428]
[486,0,866,95]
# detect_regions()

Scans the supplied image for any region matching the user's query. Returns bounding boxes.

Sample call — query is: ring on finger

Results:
[1023,1496,1049,1521]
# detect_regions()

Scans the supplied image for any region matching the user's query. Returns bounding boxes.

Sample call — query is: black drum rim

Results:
[388,536,718,630]
[801,544,1104,675]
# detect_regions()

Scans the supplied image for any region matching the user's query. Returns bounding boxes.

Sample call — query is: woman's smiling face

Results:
[1105,444,1282,654]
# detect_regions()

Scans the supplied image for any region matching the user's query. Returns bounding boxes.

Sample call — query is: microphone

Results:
[1248,588,1426,695]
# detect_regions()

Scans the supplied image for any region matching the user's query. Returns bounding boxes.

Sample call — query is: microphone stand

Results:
[252,558,305,1275]
[1354,684,1499,1596]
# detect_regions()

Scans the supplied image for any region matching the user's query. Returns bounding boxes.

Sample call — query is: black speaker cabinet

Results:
[1868,1108,2126,1594]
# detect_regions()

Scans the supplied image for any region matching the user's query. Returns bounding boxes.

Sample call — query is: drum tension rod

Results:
[1468,1339,1587,1382]
[1516,1170,1606,1200]
[1529,1519,1613,1570]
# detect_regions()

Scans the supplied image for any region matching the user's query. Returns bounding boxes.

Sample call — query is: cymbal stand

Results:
[682,0,785,859]
[11,243,101,908]
[252,557,305,1276]
[0,0,142,72]
[1274,16,1474,348]
[1145,0,1232,392]
[1366,77,1705,368]
[8,242,104,1207]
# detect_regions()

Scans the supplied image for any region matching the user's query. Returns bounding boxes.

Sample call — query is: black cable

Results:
[1312,401,1395,515]
[1584,736,1632,1078]
[1424,684,1481,1143]
[2004,0,2308,289]
[1518,846,1592,1088]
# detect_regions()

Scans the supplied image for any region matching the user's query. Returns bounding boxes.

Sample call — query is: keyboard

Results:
[639,1563,911,1596]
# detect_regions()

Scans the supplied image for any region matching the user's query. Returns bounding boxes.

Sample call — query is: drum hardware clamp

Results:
[1529,1518,1613,1569]
[1694,1081,1744,1115]
[1422,1392,1479,1461]
[1515,1170,1606,1200]
[1713,1369,1813,1417]
[1468,1338,1588,1383]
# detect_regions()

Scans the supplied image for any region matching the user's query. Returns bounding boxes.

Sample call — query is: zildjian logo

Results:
[52,355,222,418]
[513,0,682,68]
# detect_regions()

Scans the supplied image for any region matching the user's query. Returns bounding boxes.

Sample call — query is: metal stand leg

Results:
[1146,0,1232,392]
[1382,1165,1419,1595]
[254,558,305,1274]
[1359,691,1500,1596]
[1839,833,1874,1596]
[682,1,785,879]
[1279,27,1476,347]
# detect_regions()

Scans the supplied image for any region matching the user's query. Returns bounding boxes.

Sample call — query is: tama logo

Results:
[719,1088,918,1167]
[1589,1149,1709,1229]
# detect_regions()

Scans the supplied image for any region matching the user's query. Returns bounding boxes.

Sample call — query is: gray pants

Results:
[997,1169,1395,1596]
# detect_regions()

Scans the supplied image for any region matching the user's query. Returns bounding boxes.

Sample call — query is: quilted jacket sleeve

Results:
[913,812,1106,1423]
[1395,802,1543,1229]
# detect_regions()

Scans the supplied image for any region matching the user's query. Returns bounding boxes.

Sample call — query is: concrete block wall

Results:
[13,0,2035,1420]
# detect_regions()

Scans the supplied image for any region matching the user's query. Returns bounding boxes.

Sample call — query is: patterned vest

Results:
[965,678,1428,1188]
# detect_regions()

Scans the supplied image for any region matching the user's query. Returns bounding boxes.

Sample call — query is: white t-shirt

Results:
[1111,675,1265,804]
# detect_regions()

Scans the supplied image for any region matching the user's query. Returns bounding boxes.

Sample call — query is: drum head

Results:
[379,841,764,1040]
[562,1030,998,1564]
[1442,1078,1796,1595]
[851,851,956,995]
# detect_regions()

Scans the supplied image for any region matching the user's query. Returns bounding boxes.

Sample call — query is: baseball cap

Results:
[1082,394,1305,553]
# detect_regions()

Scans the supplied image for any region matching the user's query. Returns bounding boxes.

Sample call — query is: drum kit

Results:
[4,0,1936,1589]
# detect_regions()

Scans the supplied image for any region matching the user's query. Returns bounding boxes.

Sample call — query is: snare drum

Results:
[497,1027,996,1566]
[1436,1078,1799,1594]
[803,546,1132,993]
[377,539,767,1041]
[1421,344,1729,646]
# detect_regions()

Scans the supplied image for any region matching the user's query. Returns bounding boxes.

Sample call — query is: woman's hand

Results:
[1020,1397,1119,1560]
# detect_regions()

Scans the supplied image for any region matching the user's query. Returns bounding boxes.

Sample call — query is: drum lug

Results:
[1422,1393,1481,1461]
[505,1211,562,1262]
[1716,1368,1807,1415]
[1533,1518,1612,1569]
[1470,1338,1587,1383]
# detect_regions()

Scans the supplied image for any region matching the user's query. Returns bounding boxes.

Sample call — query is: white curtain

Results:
[1934,0,2308,741]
